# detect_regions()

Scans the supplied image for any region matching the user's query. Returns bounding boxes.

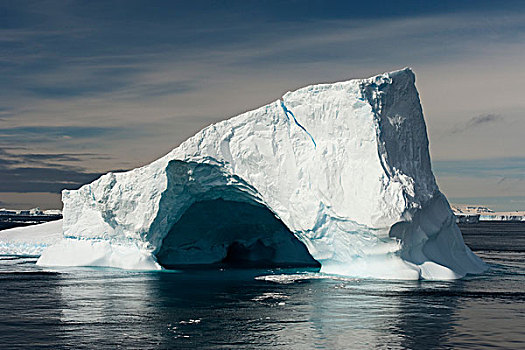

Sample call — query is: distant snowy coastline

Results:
[0,208,62,230]
[452,205,525,223]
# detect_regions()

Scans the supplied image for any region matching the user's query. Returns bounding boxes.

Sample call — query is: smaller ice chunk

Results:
[0,220,63,256]
[37,238,160,270]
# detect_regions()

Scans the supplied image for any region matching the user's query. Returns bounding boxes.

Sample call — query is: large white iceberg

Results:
[36,68,486,279]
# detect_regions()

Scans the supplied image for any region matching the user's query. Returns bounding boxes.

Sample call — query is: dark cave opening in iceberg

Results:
[156,199,320,269]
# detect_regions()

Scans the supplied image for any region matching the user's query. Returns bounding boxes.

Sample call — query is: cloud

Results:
[465,113,503,128]
[0,107,14,120]
[0,125,163,149]
[0,159,129,193]
[0,126,117,140]
[16,153,84,162]
[433,157,525,180]
[450,113,504,134]
[0,166,103,193]
[0,147,127,193]
[0,147,114,166]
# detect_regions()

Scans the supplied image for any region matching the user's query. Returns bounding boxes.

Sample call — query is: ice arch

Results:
[153,160,318,268]
[157,199,319,268]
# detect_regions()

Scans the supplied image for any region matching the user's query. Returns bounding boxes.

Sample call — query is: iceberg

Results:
[35,68,486,279]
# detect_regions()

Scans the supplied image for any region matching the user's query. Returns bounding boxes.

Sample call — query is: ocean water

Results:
[0,222,523,350]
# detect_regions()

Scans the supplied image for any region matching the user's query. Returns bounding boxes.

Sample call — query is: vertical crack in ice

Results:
[359,84,392,179]
[280,99,316,148]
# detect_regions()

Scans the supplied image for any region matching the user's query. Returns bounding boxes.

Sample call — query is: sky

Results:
[1,0,524,210]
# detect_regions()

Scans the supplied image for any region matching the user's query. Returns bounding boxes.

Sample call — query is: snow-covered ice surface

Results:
[33,68,486,279]
[0,220,62,256]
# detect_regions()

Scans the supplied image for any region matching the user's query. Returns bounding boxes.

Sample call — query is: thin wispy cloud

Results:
[450,114,504,134]
[0,147,126,193]
[0,166,103,193]
[433,157,525,180]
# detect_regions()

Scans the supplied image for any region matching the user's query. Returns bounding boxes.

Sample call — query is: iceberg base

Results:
[37,239,161,270]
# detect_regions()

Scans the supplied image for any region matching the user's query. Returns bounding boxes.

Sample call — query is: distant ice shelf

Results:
[452,205,525,223]
[4,68,488,280]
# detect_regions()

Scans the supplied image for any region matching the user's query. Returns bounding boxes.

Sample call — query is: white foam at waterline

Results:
[255,273,360,284]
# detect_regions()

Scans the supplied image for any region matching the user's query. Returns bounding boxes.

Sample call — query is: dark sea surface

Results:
[0,222,523,349]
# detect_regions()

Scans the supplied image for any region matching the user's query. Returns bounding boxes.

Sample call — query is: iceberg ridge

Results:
[36,68,487,279]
